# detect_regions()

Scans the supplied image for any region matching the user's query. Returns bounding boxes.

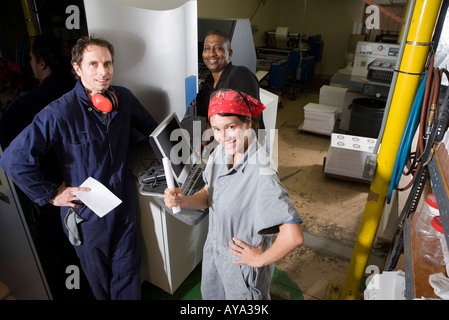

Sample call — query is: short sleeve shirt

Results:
[202,138,302,248]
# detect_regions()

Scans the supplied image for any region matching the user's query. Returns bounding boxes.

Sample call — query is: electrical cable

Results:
[385,63,449,271]
[387,71,427,203]
[388,65,431,200]
[395,72,428,185]
[388,51,449,202]
[400,56,440,190]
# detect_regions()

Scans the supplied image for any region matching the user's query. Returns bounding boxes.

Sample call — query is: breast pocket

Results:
[60,131,99,181]
[67,129,96,145]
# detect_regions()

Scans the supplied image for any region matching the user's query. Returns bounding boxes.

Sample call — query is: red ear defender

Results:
[91,91,118,113]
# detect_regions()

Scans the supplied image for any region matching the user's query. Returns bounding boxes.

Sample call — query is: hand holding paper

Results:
[72,177,122,217]
[49,182,91,208]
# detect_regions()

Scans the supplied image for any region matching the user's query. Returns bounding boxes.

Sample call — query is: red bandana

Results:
[208,89,266,120]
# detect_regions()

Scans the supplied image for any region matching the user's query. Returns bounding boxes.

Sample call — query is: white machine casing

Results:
[352,41,400,77]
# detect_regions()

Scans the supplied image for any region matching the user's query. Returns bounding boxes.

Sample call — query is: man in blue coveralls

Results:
[0,36,158,300]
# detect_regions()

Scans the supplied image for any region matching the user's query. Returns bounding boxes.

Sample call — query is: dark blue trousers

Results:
[63,206,141,300]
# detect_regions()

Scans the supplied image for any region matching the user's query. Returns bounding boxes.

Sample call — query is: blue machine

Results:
[269,60,289,91]
[258,33,323,100]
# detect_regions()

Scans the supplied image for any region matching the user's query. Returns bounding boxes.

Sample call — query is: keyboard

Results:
[182,165,205,196]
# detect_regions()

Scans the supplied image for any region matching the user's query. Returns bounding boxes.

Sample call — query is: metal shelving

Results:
[385,77,449,298]
[428,151,449,249]
[401,150,449,299]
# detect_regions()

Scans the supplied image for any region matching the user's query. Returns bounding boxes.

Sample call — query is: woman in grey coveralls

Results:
[164,89,304,299]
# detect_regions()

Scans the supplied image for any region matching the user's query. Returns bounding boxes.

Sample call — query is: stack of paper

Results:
[324,133,376,181]
[319,85,364,131]
[300,103,339,136]
[319,85,348,110]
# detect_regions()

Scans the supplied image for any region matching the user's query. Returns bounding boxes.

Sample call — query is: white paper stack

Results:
[324,133,377,181]
[319,85,348,111]
[300,103,339,136]
[319,85,364,131]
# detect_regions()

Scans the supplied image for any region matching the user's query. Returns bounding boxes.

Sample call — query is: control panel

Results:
[352,41,400,77]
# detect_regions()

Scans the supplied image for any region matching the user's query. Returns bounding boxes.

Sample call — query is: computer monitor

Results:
[149,112,194,185]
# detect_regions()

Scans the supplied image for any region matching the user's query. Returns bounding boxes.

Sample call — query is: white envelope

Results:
[72,177,122,218]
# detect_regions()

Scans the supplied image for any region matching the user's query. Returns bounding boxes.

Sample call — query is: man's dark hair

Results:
[204,29,232,49]
[70,36,115,78]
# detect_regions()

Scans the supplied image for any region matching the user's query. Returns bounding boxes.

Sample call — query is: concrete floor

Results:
[273,84,387,300]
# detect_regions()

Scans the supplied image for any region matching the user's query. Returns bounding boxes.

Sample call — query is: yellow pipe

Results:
[340,0,442,300]
[20,0,39,38]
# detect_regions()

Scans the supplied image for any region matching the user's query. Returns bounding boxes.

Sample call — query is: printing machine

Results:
[331,41,400,99]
